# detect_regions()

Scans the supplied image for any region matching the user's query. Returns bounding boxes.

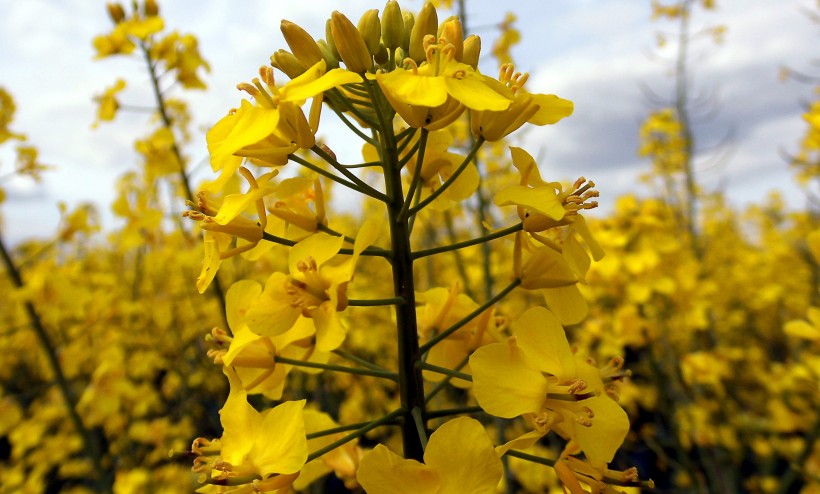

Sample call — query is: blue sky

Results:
[0,0,817,244]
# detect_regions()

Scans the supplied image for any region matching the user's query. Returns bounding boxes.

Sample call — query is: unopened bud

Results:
[401,11,415,55]
[106,2,126,23]
[325,19,341,60]
[271,50,307,79]
[330,11,373,73]
[409,2,438,63]
[374,43,389,65]
[144,0,159,17]
[438,16,463,61]
[462,34,481,69]
[381,0,403,50]
[281,20,324,68]
[316,40,339,69]
[357,9,382,57]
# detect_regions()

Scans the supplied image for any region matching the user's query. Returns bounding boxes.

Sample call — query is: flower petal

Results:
[357,444,439,494]
[424,417,503,493]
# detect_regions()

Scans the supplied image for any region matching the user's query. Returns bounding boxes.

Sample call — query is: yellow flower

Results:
[356,416,503,494]
[470,307,629,463]
[472,64,573,141]
[92,79,127,128]
[376,35,511,129]
[244,220,380,351]
[192,368,307,488]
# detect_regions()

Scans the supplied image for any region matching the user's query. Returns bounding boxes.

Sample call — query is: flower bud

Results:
[381,0,403,50]
[401,11,415,55]
[409,2,437,63]
[330,11,373,73]
[325,19,341,60]
[144,0,159,17]
[316,39,339,69]
[271,50,307,79]
[106,2,126,23]
[357,9,382,57]
[462,34,481,69]
[281,20,324,68]
[374,43,389,65]
[438,16,463,62]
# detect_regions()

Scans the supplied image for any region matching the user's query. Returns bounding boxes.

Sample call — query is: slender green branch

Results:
[419,362,473,382]
[306,419,375,439]
[325,95,377,144]
[274,356,398,380]
[425,357,470,403]
[419,278,521,355]
[413,222,523,260]
[314,224,393,258]
[311,145,389,202]
[328,87,380,129]
[348,297,405,306]
[261,231,391,258]
[288,153,371,196]
[339,161,384,169]
[0,235,111,493]
[408,136,485,216]
[332,349,390,373]
[399,128,429,222]
[411,407,429,450]
[398,137,422,167]
[506,450,655,489]
[306,407,405,462]
[426,406,484,419]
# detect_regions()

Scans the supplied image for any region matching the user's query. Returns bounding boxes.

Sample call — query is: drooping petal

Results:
[424,417,503,493]
[311,299,347,352]
[513,307,576,380]
[494,185,565,220]
[527,94,574,125]
[542,285,588,326]
[573,395,629,463]
[208,100,280,160]
[357,444,440,494]
[219,368,261,466]
[376,68,448,108]
[443,75,511,111]
[470,338,549,418]
[249,399,308,476]
[282,66,364,102]
[289,233,345,275]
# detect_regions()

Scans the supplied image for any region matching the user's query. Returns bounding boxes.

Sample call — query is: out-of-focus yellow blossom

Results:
[0,87,26,144]
[356,416,503,494]
[784,307,820,342]
[295,410,365,491]
[93,79,127,127]
[14,145,52,182]
[491,13,520,67]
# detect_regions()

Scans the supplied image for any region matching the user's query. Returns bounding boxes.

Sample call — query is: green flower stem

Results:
[426,406,484,419]
[419,278,521,355]
[274,356,398,381]
[325,97,377,144]
[408,136,485,217]
[306,419,375,439]
[347,297,405,306]
[424,356,469,403]
[306,407,405,462]
[339,161,384,169]
[398,137,421,167]
[328,87,380,129]
[288,153,373,197]
[368,78,427,462]
[412,222,524,260]
[261,231,392,258]
[411,406,429,450]
[0,234,112,493]
[399,128,428,222]
[311,145,389,202]
[396,127,418,149]
[332,349,390,373]
[419,362,473,382]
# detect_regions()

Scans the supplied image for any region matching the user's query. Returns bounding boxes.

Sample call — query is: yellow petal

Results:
[249,399,308,476]
[289,233,345,274]
[574,395,629,463]
[513,307,576,380]
[528,94,574,125]
[312,299,347,352]
[425,417,503,492]
[444,75,511,111]
[377,68,448,108]
[245,272,302,337]
[220,368,261,465]
[209,100,280,159]
[470,338,549,418]
[495,185,565,220]
[357,444,439,494]
[282,66,364,102]
[542,285,588,326]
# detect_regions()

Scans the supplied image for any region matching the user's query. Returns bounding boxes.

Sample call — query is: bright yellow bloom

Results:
[244,220,380,350]
[92,79,127,128]
[294,410,364,491]
[192,369,307,489]
[376,35,512,129]
[470,307,629,463]
[356,416,503,494]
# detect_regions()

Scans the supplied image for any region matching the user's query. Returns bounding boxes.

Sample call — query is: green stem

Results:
[306,419,375,439]
[425,356,469,403]
[275,356,398,380]
[288,153,371,196]
[0,235,112,493]
[419,279,521,355]
[506,450,655,489]
[413,222,523,260]
[261,231,392,259]
[399,128,429,221]
[411,407,429,450]
[306,408,405,462]
[426,406,484,419]
[408,136,485,216]
[311,145,389,202]
[347,297,405,306]
[332,349,389,372]
[419,362,473,382]
[368,78,427,461]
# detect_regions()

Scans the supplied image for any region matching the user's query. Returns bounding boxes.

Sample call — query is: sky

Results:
[0,0,817,244]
